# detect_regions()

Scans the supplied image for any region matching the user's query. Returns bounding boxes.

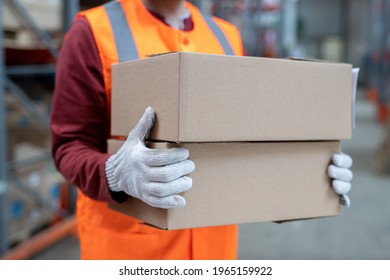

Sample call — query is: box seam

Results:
[178,53,182,143]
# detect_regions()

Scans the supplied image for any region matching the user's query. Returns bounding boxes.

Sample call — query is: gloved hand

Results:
[105,107,195,209]
[327,152,353,207]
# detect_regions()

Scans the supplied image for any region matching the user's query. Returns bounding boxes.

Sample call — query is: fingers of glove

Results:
[327,164,353,182]
[144,147,190,167]
[144,194,186,209]
[332,180,351,195]
[149,160,195,182]
[340,194,351,208]
[332,153,353,168]
[147,176,192,197]
[130,107,155,141]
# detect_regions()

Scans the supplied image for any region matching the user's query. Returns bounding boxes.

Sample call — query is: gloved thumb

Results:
[130,106,155,141]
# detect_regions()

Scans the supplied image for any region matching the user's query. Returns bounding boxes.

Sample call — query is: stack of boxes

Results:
[108,52,354,230]
[6,93,65,243]
[8,143,64,244]
[3,0,61,50]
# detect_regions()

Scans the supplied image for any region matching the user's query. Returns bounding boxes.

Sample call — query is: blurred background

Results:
[0,0,389,260]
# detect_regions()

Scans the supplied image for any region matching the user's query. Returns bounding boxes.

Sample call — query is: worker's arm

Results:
[328,153,353,207]
[51,18,195,207]
[51,17,127,203]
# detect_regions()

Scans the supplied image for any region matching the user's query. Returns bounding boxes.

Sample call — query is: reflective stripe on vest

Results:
[200,13,234,55]
[103,0,234,62]
[104,1,139,61]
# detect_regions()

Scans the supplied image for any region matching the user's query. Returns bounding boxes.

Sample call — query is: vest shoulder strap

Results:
[199,13,234,56]
[104,1,139,61]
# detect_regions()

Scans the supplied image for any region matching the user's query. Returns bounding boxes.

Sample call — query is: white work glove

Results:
[105,107,195,209]
[327,152,353,208]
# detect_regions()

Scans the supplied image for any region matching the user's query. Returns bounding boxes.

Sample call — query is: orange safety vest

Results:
[76,0,244,260]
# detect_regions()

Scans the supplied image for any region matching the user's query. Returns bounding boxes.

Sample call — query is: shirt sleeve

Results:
[50,17,128,203]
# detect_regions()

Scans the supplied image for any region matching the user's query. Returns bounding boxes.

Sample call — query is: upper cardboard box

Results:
[112,52,352,142]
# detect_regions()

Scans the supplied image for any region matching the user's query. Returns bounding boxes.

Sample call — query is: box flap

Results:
[178,53,352,141]
[111,53,181,140]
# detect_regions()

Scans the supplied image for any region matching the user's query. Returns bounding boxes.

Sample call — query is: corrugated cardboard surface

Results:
[111,52,352,142]
[108,140,341,230]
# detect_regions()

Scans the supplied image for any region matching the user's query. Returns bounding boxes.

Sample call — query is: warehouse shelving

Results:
[1,0,80,258]
[367,0,390,123]
[193,0,285,57]
[369,0,390,173]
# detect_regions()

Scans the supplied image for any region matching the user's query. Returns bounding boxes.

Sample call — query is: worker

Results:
[50,0,353,260]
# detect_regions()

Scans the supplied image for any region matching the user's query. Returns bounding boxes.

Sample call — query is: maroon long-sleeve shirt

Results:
[51,14,193,203]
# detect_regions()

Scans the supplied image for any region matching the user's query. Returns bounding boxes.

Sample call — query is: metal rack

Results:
[368,0,390,123]
[192,0,286,57]
[0,0,79,257]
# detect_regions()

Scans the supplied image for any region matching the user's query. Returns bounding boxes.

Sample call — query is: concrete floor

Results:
[32,93,390,260]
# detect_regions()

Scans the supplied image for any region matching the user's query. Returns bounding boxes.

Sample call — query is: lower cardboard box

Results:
[108,140,341,230]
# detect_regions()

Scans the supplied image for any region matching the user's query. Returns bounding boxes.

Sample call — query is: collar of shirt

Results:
[147,7,194,31]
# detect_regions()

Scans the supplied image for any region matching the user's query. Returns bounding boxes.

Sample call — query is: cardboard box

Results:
[111,52,352,142]
[108,140,341,230]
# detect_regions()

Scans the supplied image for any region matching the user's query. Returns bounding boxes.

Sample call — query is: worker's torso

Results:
[76,0,243,260]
